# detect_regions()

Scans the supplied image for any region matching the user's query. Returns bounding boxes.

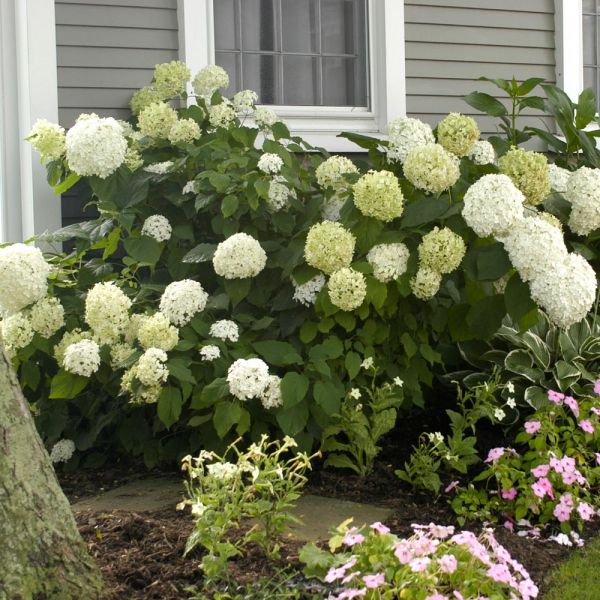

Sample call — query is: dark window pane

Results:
[281,0,319,53]
[242,0,279,52]
[214,0,238,50]
[584,15,596,64]
[323,56,367,106]
[322,0,366,55]
[282,55,318,104]
[243,53,281,104]
[584,0,595,13]
[215,52,240,97]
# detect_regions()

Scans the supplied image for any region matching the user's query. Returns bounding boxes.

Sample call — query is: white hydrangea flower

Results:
[84,282,132,345]
[192,65,229,97]
[385,117,435,163]
[0,243,50,316]
[501,216,568,282]
[467,140,496,165]
[233,89,259,113]
[209,320,239,342]
[168,118,201,144]
[258,153,284,174]
[63,339,101,377]
[124,147,144,172]
[136,312,179,351]
[124,313,145,345]
[144,160,173,174]
[137,101,179,138]
[65,114,127,178]
[321,195,347,222]
[30,297,65,338]
[353,170,404,222]
[410,267,442,300]
[159,280,208,326]
[50,439,76,464]
[304,221,355,275]
[328,268,367,312]
[292,274,326,306]
[227,358,270,401]
[208,102,236,129]
[110,342,136,368]
[529,252,597,328]
[418,227,466,274]
[267,176,296,211]
[130,85,167,115]
[367,243,410,282]
[213,233,267,279]
[183,180,199,195]
[548,163,570,194]
[141,214,172,242]
[27,119,66,161]
[259,374,283,409]
[565,166,600,235]
[200,344,221,361]
[136,347,169,387]
[316,156,359,191]
[1,312,34,350]
[54,329,92,367]
[254,107,281,130]
[153,60,190,97]
[403,144,460,195]
[462,174,525,238]
[436,112,480,157]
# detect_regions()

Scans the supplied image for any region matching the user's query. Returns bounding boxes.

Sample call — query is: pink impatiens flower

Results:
[531,477,554,499]
[591,406,600,417]
[343,528,365,547]
[518,578,539,599]
[425,594,449,600]
[484,447,506,463]
[595,452,600,465]
[579,419,595,434]
[370,521,390,535]
[503,520,514,532]
[486,564,512,584]
[548,390,565,404]
[501,487,517,500]
[594,379,600,396]
[444,480,459,493]
[564,396,580,417]
[409,557,431,572]
[524,420,541,434]
[553,502,572,523]
[394,540,413,564]
[577,502,596,521]
[336,589,366,600]
[363,573,385,589]
[438,553,458,573]
[531,464,549,478]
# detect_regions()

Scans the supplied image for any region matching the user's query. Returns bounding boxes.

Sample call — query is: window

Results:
[583,0,600,103]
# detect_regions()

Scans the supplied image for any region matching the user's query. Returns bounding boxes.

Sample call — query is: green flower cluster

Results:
[403,144,460,195]
[437,112,480,157]
[328,268,367,311]
[153,60,190,97]
[499,147,550,206]
[418,227,466,274]
[304,222,356,274]
[137,102,179,138]
[353,170,404,222]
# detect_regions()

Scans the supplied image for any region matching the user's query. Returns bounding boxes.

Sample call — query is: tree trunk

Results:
[0,344,104,599]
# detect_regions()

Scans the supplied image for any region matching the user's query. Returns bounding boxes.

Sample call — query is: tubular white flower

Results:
[367,243,410,283]
[1,313,34,350]
[227,358,270,400]
[410,267,442,300]
[30,297,65,338]
[418,227,466,274]
[353,170,404,222]
[259,375,283,409]
[403,144,460,195]
[209,320,239,342]
[192,65,229,96]
[565,166,600,235]
[304,221,355,275]
[50,439,76,464]
[292,274,326,306]
[136,312,179,351]
[258,153,283,174]
[159,280,208,326]
[63,339,101,377]
[141,215,172,242]
[213,233,267,279]
[467,140,496,165]
[84,282,132,345]
[316,156,359,191]
[462,174,525,238]
[385,117,435,163]
[328,268,367,312]
[136,347,169,387]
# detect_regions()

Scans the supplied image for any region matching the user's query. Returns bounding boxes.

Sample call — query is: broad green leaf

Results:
[182,243,217,263]
[280,372,310,407]
[90,167,151,210]
[554,360,581,391]
[167,358,196,384]
[345,351,362,380]
[504,273,536,324]
[299,322,318,344]
[158,386,183,428]
[505,349,541,383]
[213,400,242,438]
[475,243,512,281]
[276,400,309,436]
[252,340,303,366]
[191,377,229,409]
[49,370,89,399]
[224,278,252,307]
[53,172,81,195]
[464,91,507,117]
[576,87,597,129]
[221,194,239,217]
[123,235,162,266]
[517,77,545,96]
[466,295,506,340]
[401,196,449,227]
[314,380,344,415]
[366,276,387,309]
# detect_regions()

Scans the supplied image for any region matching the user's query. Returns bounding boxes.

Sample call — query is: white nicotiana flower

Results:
[1,312,34,350]
[267,175,296,211]
[385,117,435,163]
[159,280,208,326]
[209,320,239,342]
[207,462,239,480]
[200,344,221,361]
[183,180,199,195]
[144,161,173,174]
[257,153,284,174]
[0,243,50,316]
[292,274,326,306]
[50,439,76,464]
[227,357,270,401]
[394,377,404,387]
[506,397,516,409]
[136,347,169,387]
[192,65,229,97]
[367,243,410,283]
[253,107,281,130]
[63,339,101,377]
[467,140,496,165]
[507,382,515,394]
[30,297,65,338]
[136,312,179,351]
[259,374,283,409]
[141,215,172,242]
[565,166,600,236]
[27,119,66,161]
[548,163,570,194]
[316,156,359,191]
[65,114,127,178]
[494,408,506,421]
[349,388,361,400]
[84,282,132,345]
[213,233,267,279]
[233,89,259,113]
[462,174,525,238]
[361,357,374,369]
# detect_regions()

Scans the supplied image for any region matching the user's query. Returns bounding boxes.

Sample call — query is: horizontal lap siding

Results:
[404,1,556,143]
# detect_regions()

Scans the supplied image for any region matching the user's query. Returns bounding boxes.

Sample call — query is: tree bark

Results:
[0,344,104,599]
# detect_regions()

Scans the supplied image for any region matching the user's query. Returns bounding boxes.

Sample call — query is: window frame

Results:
[555,0,584,101]
[177,0,406,151]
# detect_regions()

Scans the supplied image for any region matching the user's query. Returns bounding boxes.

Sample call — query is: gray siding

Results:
[405,0,556,137]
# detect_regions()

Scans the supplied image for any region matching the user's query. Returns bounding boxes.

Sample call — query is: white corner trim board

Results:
[555,0,584,101]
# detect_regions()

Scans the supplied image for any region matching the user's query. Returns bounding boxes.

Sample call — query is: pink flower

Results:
[559,493,574,508]
[531,464,549,478]
[343,528,365,547]
[484,447,505,463]
[428,523,455,538]
[579,419,595,434]
[337,589,366,600]
[564,396,580,417]
[591,407,600,416]
[524,420,541,434]
[531,477,553,499]
[325,566,346,583]
[486,564,512,584]
[594,379,600,395]
[444,480,459,493]
[518,578,539,599]
[394,540,413,564]
[577,502,596,521]
[425,594,449,600]
[595,452,600,465]
[363,573,385,589]
[453,593,466,600]
[342,571,360,584]
[501,487,517,500]
[370,521,390,535]
[409,557,431,572]
[548,389,565,404]
[553,503,572,523]
[412,535,439,556]
[503,520,514,532]
[438,553,458,573]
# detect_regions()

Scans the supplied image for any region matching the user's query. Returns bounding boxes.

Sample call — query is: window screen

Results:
[584,0,600,105]
[214,0,369,107]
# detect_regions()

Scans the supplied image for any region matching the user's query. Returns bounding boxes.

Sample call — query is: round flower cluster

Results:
[1,313,34,350]
[268,176,296,211]
[30,297,65,338]
[254,107,281,130]
[321,195,347,222]
[137,102,179,138]
[316,156,359,191]
[66,114,127,178]
[499,147,550,206]
[292,273,326,306]
[159,280,208,326]
[436,112,480,157]
[130,85,166,115]
[168,118,201,144]
[565,166,600,235]
[124,147,144,171]
[328,268,367,311]
[257,153,283,174]
[467,140,496,165]
[259,374,283,409]
[304,221,355,275]
[63,339,101,377]
[213,233,267,279]
[200,344,221,361]
[208,102,236,128]
[536,211,563,231]
[0,243,50,315]
[144,161,173,175]
[136,312,179,351]
[233,89,258,113]
[110,342,135,368]
[141,214,172,242]
[153,60,190,97]
[410,267,442,300]
[403,144,460,195]
[192,65,229,97]
[462,174,525,238]
[367,243,410,282]
[27,119,66,161]
[353,170,404,222]
[418,227,466,274]
[501,217,568,282]
[548,163,570,194]
[210,320,239,342]
[530,252,597,328]
[136,347,169,387]
[183,180,199,195]
[54,329,91,366]
[227,358,270,401]
[84,282,132,344]
[385,117,435,163]
[50,439,76,464]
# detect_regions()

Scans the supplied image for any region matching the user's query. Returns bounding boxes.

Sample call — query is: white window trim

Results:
[555,0,584,101]
[178,0,406,152]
